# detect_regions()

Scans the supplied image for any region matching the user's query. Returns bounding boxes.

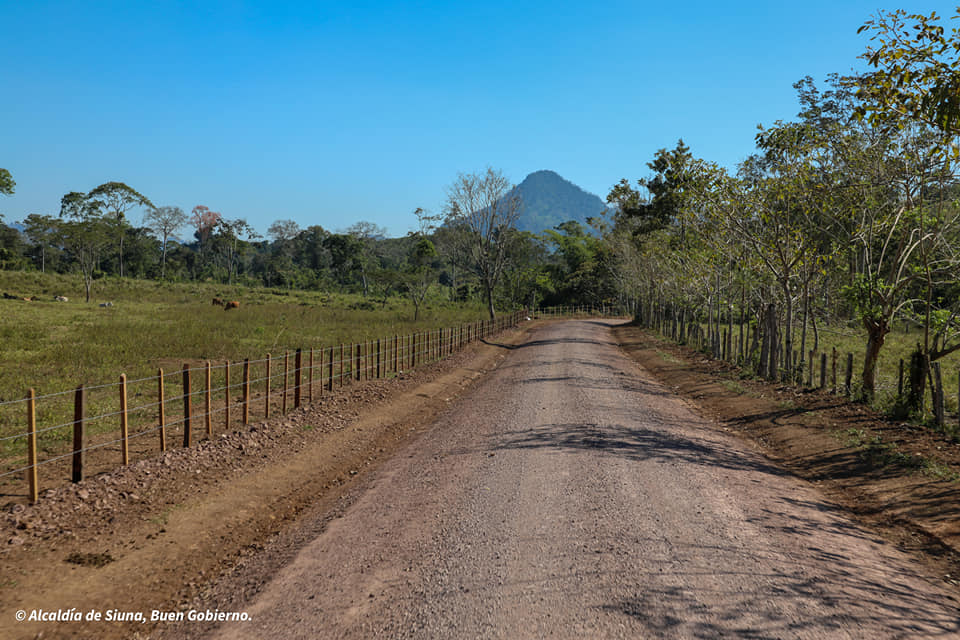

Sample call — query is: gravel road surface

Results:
[208,319,960,639]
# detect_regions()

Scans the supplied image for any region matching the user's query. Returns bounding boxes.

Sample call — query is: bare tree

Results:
[444,167,522,319]
[143,205,187,279]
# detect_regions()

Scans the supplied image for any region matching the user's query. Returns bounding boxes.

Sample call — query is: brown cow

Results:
[212,297,224,306]
[224,301,240,310]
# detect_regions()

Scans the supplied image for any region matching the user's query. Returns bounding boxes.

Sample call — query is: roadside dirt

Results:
[0,322,535,640]
[613,324,960,588]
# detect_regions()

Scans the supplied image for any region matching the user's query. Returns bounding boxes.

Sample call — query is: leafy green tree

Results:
[0,168,13,223]
[87,181,154,278]
[0,168,13,196]
[323,233,364,290]
[59,191,111,301]
[857,8,960,143]
[21,213,60,273]
[346,221,387,297]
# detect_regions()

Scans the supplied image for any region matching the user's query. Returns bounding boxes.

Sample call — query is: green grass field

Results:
[0,271,491,466]
[0,271,488,399]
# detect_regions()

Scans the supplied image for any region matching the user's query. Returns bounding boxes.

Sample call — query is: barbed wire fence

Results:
[5,308,601,502]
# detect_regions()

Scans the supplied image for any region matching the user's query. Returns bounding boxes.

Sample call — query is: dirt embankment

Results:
[613,324,960,585]
[0,322,535,640]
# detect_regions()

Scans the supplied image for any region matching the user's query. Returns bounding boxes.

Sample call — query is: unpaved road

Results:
[198,319,960,639]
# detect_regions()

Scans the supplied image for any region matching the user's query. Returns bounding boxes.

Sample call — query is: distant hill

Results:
[509,170,608,234]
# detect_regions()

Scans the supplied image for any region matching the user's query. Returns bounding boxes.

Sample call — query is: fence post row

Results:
[15,313,539,501]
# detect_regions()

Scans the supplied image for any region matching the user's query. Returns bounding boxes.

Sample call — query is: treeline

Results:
[600,8,960,421]
[0,169,620,318]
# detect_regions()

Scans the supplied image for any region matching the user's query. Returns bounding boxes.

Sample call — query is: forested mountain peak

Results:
[510,170,608,233]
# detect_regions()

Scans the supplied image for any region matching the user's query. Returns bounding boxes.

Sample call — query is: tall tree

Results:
[21,213,59,273]
[346,221,387,297]
[444,167,523,319]
[143,205,187,279]
[59,191,110,302]
[0,168,13,221]
[857,8,960,142]
[87,181,154,278]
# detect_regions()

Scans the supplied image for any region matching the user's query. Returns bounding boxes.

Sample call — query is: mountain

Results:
[509,170,608,234]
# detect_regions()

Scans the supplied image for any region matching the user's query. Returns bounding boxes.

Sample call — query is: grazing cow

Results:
[224,300,240,310]
[212,297,224,306]
[54,295,69,302]
[99,301,113,308]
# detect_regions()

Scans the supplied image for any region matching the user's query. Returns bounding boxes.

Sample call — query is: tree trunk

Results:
[861,317,889,402]
[765,302,779,380]
[484,278,496,321]
[906,345,928,416]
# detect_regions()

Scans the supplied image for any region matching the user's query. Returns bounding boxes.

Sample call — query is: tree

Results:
[401,208,442,320]
[857,8,960,142]
[444,167,523,319]
[190,205,221,264]
[143,205,187,279]
[21,213,60,273]
[267,219,301,245]
[0,168,13,196]
[87,181,154,278]
[0,168,13,222]
[323,233,364,289]
[59,191,110,302]
[213,217,258,284]
[346,221,387,297]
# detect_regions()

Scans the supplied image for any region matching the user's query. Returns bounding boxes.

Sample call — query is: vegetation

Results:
[599,8,960,429]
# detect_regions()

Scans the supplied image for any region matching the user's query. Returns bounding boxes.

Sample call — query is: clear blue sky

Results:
[1,1,952,238]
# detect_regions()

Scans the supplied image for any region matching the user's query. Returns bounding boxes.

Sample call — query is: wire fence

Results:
[1,310,543,502]
[645,309,960,434]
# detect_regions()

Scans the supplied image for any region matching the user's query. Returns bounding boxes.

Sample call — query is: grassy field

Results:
[0,271,491,462]
[0,271,489,397]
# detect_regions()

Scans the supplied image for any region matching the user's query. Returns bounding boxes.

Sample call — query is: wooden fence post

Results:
[120,373,129,465]
[933,362,945,428]
[328,346,335,391]
[295,348,303,409]
[243,358,251,425]
[845,353,853,397]
[205,361,213,438]
[72,384,85,483]
[282,352,289,414]
[395,335,400,373]
[898,359,904,398]
[265,354,271,418]
[224,360,231,430]
[831,348,837,394]
[182,364,192,448]
[820,353,827,390]
[339,344,345,387]
[355,343,362,381]
[27,388,38,503]
[377,339,382,378]
[309,347,314,402]
[158,370,167,452]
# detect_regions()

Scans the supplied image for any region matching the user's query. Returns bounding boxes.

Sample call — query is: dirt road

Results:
[198,319,959,639]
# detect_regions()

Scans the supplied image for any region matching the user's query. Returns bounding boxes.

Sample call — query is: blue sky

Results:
[1,1,953,238]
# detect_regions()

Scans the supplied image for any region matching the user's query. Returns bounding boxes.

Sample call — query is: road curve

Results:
[207,319,960,639]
